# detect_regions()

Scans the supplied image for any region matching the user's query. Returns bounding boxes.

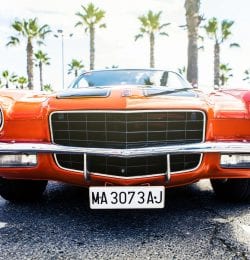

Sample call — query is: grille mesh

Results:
[55,153,201,177]
[50,111,205,177]
[51,111,204,148]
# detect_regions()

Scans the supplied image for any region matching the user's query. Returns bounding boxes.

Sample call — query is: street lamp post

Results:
[54,29,65,89]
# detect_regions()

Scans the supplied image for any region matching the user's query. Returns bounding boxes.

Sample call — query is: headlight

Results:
[0,154,37,167]
[220,154,250,168]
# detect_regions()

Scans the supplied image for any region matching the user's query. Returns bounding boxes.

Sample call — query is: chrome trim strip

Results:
[84,153,90,181]
[166,154,171,181]
[0,142,249,156]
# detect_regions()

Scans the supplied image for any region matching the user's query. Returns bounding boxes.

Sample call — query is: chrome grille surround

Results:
[50,110,206,178]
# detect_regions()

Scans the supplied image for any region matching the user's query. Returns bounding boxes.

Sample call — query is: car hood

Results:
[49,85,209,111]
[50,86,250,119]
[1,87,250,119]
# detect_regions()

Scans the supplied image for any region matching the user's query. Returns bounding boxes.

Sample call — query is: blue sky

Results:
[0,0,249,90]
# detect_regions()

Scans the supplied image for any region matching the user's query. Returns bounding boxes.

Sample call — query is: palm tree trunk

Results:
[39,62,43,91]
[90,25,95,70]
[185,0,200,85]
[150,32,155,68]
[214,43,220,86]
[27,38,34,90]
[221,75,225,86]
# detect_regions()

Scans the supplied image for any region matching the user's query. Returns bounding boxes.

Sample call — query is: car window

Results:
[70,70,190,89]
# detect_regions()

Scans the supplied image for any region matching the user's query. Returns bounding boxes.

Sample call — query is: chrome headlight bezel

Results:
[0,108,3,131]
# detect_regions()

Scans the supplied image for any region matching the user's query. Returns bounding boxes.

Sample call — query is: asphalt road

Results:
[0,180,249,260]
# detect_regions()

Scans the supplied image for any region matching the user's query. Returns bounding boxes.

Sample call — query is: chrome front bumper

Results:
[0,141,249,181]
[0,141,249,157]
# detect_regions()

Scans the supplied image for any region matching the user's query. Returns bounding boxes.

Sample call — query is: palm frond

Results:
[75,2,106,37]
[230,42,240,48]
[12,21,23,32]
[2,70,9,78]
[134,34,143,41]
[136,10,169,40]
[6,36,20,46]
[204,17,218,40]
[9,18,51,42]
[159,32,169,37]
[159,23,171,30]
[36,40,44,46]
[75,21,83,27]
[99,23,106,29]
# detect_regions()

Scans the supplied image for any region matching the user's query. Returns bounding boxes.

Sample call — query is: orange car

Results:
[0,69,249,208]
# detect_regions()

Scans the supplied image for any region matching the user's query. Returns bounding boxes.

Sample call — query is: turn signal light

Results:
[0,154,37,167]
[220,154,250,168]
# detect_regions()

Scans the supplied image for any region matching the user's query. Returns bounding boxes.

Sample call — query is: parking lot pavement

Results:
[0,180,249,260]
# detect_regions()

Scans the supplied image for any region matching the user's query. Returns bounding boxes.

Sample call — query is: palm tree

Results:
[177,66,186,76]
[9,74,18,88]
[7,18,51,90]
[135,10,170,68]
[204,17,239,86]
[43,84,53,92]
[68,59,84,77]
[34,50,50,91]
[105,65,119,69]
[219,63,233,86]
[1,70,18,88]
[75,3,106,70]
[17,76,28,89]
[184,0,201,85]
[2,70,10,88]
[2,70,11,88]
[243,69,250,84]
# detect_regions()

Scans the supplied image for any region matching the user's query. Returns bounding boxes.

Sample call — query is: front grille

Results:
[51,111,204,148]
[50,110,205,177]
[55,153,202,177]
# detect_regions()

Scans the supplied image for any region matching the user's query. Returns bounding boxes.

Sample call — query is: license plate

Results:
[89,186,165,209]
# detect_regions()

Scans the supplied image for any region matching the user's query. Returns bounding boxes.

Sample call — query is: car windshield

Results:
[69,69,191,89]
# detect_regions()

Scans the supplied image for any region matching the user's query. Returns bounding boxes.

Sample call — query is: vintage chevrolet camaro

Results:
[0,69,249,208]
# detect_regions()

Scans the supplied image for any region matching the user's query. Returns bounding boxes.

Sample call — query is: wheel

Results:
[210,178,250,202]
[0,177,48,202]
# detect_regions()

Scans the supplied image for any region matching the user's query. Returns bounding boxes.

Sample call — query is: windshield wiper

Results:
[144,87,192,97]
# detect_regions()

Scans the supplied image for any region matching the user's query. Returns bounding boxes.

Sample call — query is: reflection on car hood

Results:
[56,86,197,99]
[143,87,197,97]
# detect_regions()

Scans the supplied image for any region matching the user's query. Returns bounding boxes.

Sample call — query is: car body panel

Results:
[0,69,249,189]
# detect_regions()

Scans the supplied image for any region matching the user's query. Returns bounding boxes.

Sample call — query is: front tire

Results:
[210,178,250,202]
[0,178,48,202]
